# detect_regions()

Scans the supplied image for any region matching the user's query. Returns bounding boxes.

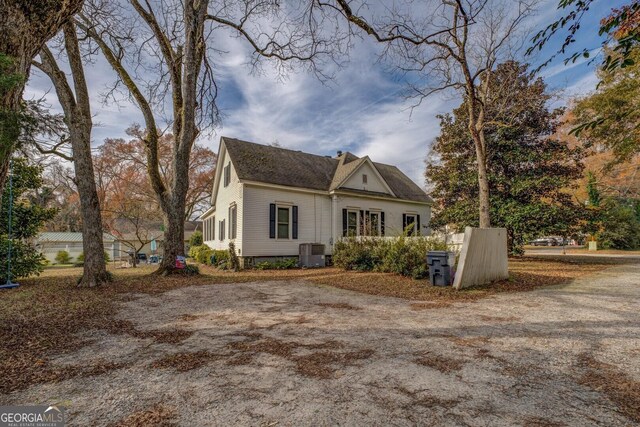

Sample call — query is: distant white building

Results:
[200,137,433,266]
[35,232,120,263]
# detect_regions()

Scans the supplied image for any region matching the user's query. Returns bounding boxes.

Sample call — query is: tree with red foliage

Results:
[94,131,216,263]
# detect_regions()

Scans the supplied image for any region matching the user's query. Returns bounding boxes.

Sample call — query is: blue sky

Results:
[25,0,627,185]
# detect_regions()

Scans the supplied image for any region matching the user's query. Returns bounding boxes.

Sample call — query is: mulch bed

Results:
[308,258,606,303]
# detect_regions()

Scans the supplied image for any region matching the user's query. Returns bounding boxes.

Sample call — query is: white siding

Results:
[334,194,431,237]
[341,162,391,194]
[242,185,332,256]
[203,147,244,253]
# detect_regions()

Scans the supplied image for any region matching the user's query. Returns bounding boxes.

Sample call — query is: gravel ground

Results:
[3,263,639,426]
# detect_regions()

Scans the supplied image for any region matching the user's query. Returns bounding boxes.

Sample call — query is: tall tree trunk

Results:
[474,142,491,228]
[71,112,109,286]
[158,202,186,273]
[154,0,206,275]
[467,99,491,229]
[37,23,109,286]
[0,0,85,195]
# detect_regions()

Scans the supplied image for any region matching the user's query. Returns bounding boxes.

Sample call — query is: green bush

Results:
[188,245,230,267]
[0,239,46,282]
[333,236,448,279]
[54,250,72,264]
[598,200,640,250]
[255,258,298,270]
[189,230,203,247]
[189,245,213,264]
[211,250,229,266]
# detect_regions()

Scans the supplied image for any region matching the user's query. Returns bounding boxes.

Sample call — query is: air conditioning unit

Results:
[299,243,326,268]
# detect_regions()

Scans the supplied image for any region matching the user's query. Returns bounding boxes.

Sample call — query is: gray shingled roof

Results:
[222,137,432,203]
[37,232,117,242]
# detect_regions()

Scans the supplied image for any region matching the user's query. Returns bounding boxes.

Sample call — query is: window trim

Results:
[276,205,291,240]
[362,174,368,184]
[346,209,359,237]
[404,213,417,236]
[367,211,381,236]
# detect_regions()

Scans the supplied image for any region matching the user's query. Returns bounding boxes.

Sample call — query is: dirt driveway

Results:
[4,263,639,426]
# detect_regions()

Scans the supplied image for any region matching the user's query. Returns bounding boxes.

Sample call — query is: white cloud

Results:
[23,0,603,190]
[565,72,599,97]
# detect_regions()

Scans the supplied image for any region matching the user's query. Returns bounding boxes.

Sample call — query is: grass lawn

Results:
[0,258,613,395]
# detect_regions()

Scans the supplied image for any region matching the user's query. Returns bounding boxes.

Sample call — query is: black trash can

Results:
[426,251,456,286]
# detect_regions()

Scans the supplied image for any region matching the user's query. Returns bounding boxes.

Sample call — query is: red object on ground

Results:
[175,256,186,269]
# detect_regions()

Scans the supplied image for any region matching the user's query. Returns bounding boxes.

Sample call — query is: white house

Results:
[36,232,120,263]
[201,137,433,266]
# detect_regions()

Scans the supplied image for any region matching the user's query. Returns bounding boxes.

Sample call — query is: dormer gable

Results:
[331,154,396,196]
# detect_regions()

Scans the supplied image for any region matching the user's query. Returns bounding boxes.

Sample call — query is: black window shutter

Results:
[402,213,407,232]
[292,206,298,239]
[381,212,385,236]
[359,210,364,236]
[269,204,276,238]
[417,215,421,236]
[342,209,347,237]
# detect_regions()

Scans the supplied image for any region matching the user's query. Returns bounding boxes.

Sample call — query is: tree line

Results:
[1,0,638,285]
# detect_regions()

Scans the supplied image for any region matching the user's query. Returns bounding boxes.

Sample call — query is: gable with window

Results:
[269,204,298,239]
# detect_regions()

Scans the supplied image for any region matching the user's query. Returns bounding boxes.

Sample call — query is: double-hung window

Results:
[277,207,290,239]
[229,205,237,240]
[368,212,380,236]
[269,204,298,239]
[343,209,385,237]
[403,213,419,236]
[219,219,225,241]
[347,210,358,237]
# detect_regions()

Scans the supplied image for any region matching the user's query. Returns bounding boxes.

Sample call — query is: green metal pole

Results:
[2,158,19,288]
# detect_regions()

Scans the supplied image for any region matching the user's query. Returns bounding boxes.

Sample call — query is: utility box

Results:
[427,251,456,286]
[299,243,326,268]
[588,241,597,251]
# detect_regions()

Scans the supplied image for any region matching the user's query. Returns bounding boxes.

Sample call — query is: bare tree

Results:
[33,23,110,287]
[77,0,348,274]
[322,0,535,228]
[0,0,85,196]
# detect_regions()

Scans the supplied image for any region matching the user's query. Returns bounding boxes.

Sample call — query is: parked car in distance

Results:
[530,237,557,246]
[137,253,148,262]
